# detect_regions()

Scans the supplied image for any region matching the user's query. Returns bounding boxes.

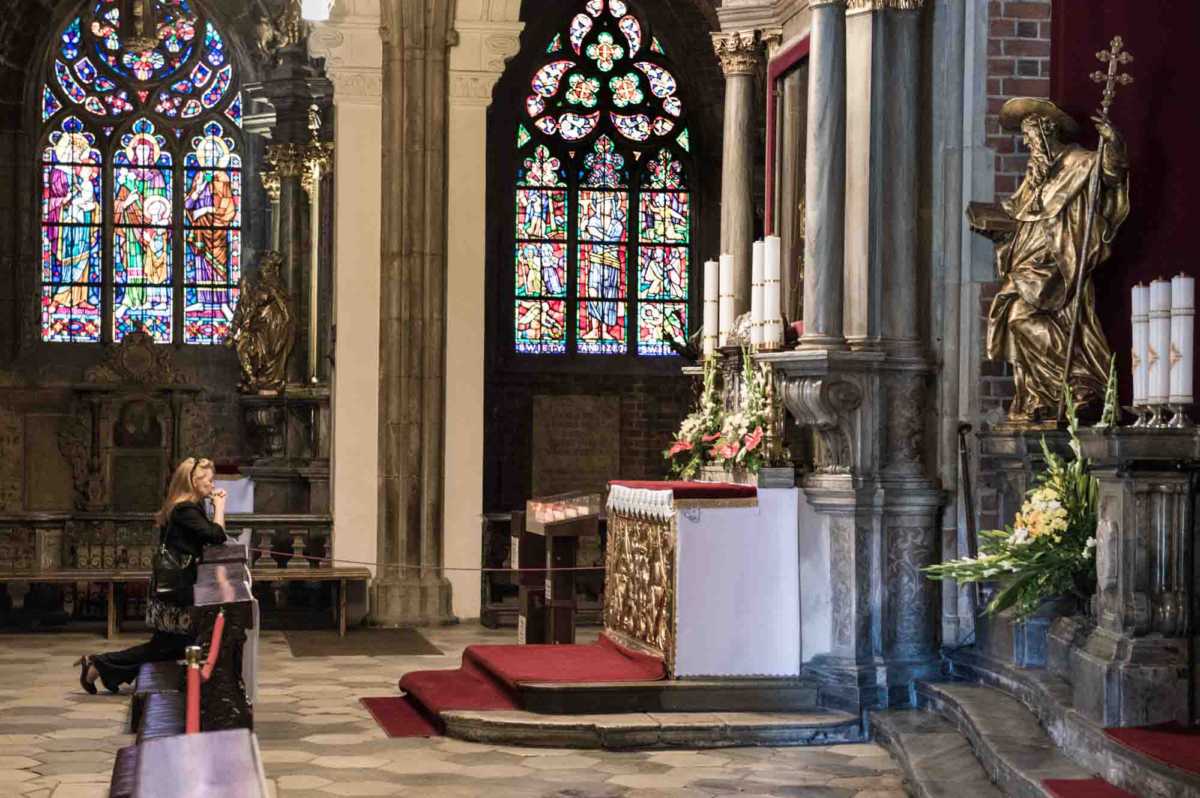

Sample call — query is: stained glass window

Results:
[513,0,692,357]
[38,2,243,345]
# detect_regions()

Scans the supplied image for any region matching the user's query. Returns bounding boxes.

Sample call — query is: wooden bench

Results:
[0,570,150,639]
[249,566,371,637]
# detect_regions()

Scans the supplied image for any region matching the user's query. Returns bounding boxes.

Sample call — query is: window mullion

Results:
[568,156,579,356]
[174,160,184,346]
[101,152,113,344]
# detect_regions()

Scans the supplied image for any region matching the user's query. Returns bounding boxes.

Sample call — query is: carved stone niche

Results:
[60,331,202,511]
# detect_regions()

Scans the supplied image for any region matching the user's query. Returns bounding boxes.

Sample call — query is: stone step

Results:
[947,647,1200,798]
[916,681,1113,798]
[440,708,863,749]
[518,677,820,714]
[870,708,1004,798]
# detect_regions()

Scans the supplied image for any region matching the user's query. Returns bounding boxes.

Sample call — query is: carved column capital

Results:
[264,143,308,178]
[777,375,863,475]
[712,30,763,77]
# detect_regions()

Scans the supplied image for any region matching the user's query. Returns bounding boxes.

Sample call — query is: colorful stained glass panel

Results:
[578,244,627,298]
[558,111,599,141]
[638,245,688,300]
[184,286,239,345]
[41,162,102,222]
[578,191,628,242]
[183,168,242,228]
[577,301,627,354]
[516,190,568,240]
[184,228,241,284]
[580,136,626,188]
[515,242,567,297]
[42,86,63,121]
[569,14,593,54]
[533,60,573,97]
[61,17,82,61]
[515,300,566,354]
[618,16,641,55]
[611,112,650,142]
[639,192,689,243]
[41,225,102,285]
[637,302,686,356]
[518,145,565,187]
[114,284,172,342]
[635,62,677,97]
[41,285,101,343]
[114,227,172,285]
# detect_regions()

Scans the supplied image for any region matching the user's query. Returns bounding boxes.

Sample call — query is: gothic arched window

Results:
[514,0,692,357]
[39,1,243,344]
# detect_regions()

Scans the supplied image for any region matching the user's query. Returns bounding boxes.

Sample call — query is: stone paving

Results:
[0,625,907,797]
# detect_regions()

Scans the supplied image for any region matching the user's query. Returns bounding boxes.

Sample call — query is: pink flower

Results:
[743,426,764,452]
[667,439,693,457]
[702,433,721,443]
[715,440,741,460]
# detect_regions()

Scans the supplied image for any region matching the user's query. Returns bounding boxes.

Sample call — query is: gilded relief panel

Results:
[603,511,677,671]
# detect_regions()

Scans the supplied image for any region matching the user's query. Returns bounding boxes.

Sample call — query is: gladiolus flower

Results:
[743,426,764,451]
[702,433,721,443]
[667,439,693,457]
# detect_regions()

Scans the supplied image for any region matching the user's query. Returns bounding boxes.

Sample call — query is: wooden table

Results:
[525,493,603,645]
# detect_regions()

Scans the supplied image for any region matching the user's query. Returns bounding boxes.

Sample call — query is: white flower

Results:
[1084,536,1097,555]
[1008,527,1030,545]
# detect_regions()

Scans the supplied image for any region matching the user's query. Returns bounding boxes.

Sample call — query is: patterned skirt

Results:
[145,596,194,635]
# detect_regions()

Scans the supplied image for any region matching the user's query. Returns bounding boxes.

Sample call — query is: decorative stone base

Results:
[440,708,863,749]
[1069,625,1192,727]
[804,654,942,713]
[370,575,454,626]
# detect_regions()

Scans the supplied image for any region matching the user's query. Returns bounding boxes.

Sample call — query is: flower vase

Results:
[699,463,754,485]
[1012,594,1078,669]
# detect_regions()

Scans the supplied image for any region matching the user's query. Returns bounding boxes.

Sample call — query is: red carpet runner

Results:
[393,634,666,729]
[1043,779,1135,798]
[360,696,441,738]
[1105,722,1200,776]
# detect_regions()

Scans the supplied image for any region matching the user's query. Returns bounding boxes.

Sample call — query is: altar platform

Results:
[393,481,846,748]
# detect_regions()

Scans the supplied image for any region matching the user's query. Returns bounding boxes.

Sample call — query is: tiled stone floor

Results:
[0,625,907,797]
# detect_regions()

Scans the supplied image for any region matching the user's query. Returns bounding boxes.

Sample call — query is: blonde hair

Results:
[155,457,213,528]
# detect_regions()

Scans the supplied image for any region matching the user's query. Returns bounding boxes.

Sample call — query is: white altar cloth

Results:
[674,487,800,678]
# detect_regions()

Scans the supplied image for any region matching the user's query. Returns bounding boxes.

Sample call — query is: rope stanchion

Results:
[246,546,607,575]
[184,609,227,735]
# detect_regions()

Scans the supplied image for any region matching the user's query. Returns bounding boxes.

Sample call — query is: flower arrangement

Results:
[924,395,1098,620]
[709,348,770,474]
[663,356,724,480]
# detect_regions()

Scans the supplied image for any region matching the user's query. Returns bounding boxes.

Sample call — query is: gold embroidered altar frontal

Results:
[603,509,677,673]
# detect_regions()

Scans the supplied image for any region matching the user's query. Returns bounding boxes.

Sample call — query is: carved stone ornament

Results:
[712,31,762,77]
[778,377,863,474]
[264,142,307,179]
[255,0,306,65]
[58,415,104,510]
[884,375,924,473]
[84,329,189,385]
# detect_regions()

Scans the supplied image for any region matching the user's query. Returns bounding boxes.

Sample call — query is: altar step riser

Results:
[519,679,820,715]
[945,650,1200,798]
[870,709,1004,798]
[440,709,864,750]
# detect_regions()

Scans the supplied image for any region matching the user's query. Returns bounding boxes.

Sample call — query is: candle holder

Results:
[1125,404,1150,428]
[1167,403,1194,429]
[1146,403,1168,429]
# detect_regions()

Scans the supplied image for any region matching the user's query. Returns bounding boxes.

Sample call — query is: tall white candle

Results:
[762,236,783,347]
[703,259,719,357]
[1131,283,1149,405]
[718,254,734,347]
[1148,278,1172,405]
[750,241,765,347]
[1170,273,1195,405]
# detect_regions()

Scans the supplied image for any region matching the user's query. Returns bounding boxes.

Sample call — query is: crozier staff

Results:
[75,457,229,694]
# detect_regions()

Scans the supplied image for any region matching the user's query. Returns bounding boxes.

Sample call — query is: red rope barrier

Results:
[185,609,227,735]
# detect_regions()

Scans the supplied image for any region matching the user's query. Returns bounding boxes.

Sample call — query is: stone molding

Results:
[308,4,384,102]
[808,0,847,7]
[712,30,764,77]
[845,0,925,11]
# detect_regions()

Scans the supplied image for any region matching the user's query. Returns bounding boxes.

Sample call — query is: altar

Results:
[603,480,801,678]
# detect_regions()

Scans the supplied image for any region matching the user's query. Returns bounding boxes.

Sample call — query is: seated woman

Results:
[75,457,229,693]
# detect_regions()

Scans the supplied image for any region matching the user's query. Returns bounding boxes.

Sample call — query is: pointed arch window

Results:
[513,0,692,357]
[39,1,243,344]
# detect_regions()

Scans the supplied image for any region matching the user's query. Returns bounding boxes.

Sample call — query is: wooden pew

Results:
[133,728,268,798]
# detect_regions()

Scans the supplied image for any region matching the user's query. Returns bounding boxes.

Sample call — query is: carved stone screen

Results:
[530,394,621,496]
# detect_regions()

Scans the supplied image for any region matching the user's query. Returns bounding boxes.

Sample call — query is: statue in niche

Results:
[227,252,295,395]
[968,97,1129,425]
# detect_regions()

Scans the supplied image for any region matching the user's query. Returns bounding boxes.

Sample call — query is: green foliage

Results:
[924,391,1099,620]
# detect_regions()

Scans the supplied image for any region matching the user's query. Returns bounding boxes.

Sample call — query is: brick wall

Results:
[979,0,1052,422]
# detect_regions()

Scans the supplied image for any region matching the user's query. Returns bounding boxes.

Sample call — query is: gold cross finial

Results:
[1090,36,1134,118]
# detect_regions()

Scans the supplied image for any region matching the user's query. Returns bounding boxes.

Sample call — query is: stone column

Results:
[843,0,923,353]
[799,0,847,349]
[713,31,762,317]
[444,5,523,621]
[372,0,455,625]
[308,0,384,619]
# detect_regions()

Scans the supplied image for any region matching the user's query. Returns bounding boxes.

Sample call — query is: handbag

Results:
[151,525,195,601]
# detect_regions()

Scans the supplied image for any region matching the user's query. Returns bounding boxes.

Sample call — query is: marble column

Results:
[799,0,847,350]
[373,0,455,625]
[308,0,384,622]
[844,0,923,354]
[713,31,762,317]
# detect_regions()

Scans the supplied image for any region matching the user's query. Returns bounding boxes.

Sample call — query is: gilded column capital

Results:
[712,30,763,77]
[845,0,925,11]
[260,171,282,203]
[264,143,307,178]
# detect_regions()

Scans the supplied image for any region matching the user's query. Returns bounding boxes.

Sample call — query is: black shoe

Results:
[74,656,97,695]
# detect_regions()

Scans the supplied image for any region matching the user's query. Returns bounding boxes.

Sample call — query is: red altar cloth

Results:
[608,480,757,500]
